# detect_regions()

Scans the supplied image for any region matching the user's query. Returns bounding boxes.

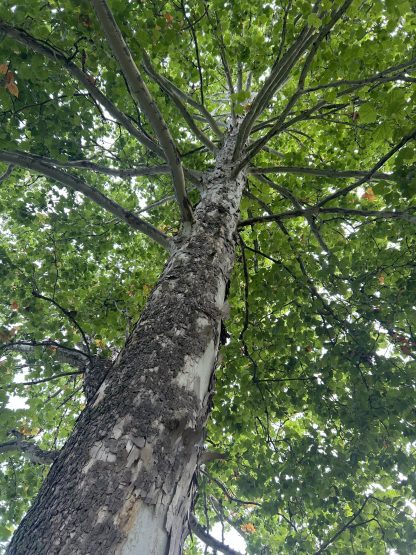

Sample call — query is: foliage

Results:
[1,0,416,553]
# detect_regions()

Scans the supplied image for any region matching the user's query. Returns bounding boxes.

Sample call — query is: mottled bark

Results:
[7,126,246,555]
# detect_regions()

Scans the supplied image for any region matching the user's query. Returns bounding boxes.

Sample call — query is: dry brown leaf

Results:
[362,187,376,201]
[6,81,19,97]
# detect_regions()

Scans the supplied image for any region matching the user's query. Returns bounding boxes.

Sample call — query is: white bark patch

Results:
[92,379,109,407]
[174,317,217,401]
[117,501,168,555]
[82,441,117,474]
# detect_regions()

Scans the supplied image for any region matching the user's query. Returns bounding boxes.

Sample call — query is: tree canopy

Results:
[0,0,416,553]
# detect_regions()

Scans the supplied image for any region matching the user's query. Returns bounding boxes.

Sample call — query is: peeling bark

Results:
[7,125,247,555]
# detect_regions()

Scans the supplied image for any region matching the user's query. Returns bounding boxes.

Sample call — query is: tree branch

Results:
[91,0,193,226]
[0,434,59,464]
[303,56,416,95]
[142,53,217,153]
[317,127,416,206]
[0,340,89,369]
[0,21,162,158]
[250,165,394,181]
[314,497,369,554]
[1,370,84,388]
[189,515,244,555]
[141,56,223,139]
[234,25,315,157]
[0,164,14,184]
[239,207,416,227]
[0,150,172,251]
[31,291,91,357]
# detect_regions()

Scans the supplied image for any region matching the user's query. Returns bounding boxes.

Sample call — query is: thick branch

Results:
[91,0,193,225]
[0,150,171,251]
[234,25,315,157]
[0,340,89,369]
[0,21,162,157]
[189,515,244,555]
[0,437,59,464]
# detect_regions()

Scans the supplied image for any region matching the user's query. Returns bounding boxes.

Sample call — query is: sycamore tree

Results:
[0,0,416,553]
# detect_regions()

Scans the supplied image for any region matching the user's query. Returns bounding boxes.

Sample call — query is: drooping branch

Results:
[189,515,244,555]
[0,433,59,465]
[0,21,162,158]
[142,53,217,153]
[0,340,89,369]
[91,0,194,226]
[0,150,172,251]
[250,165,394,181]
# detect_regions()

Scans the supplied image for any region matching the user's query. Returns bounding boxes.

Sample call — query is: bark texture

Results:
[7,125,246,555]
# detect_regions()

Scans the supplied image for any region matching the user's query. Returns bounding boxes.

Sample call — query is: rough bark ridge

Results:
[7,124,246,555]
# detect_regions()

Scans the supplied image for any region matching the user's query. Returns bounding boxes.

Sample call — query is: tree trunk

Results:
[7,127,246,555]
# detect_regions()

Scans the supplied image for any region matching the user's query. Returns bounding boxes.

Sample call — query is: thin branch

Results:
[0,164,14,184]
[189,514,244,555]
[0,21,162,157]
[250,165,394,181]
[315,497,370,554]
[141,56,223,138]
[0,150,172,251]
[1,370,84,388]
[317,127,416,206]
[31,291,90,356]
[303,56,416,95]
[91,0,193,226]
[142,53,217,153]
[255,173,331,252]
[201,469,262,508]
[239,207,416,226]
[0,340,89,369]
[180,0,205,106]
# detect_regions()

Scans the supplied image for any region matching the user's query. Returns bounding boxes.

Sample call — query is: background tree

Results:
[0,0,416,553]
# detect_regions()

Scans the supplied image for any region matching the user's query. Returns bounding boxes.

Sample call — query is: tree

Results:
[0,0,415,552]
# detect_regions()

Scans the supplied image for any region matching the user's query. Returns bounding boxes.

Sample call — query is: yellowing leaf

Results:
[361,187,376,201]
[0,63,8,75]
[6,81,19,97]
[378,274,385,285]
[241,523,256,534]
